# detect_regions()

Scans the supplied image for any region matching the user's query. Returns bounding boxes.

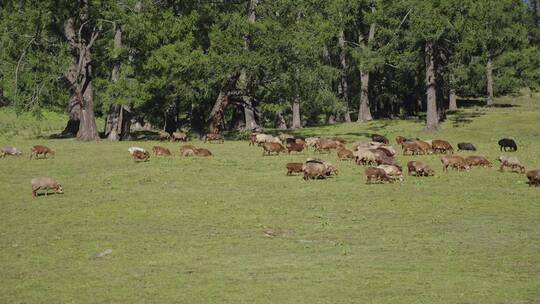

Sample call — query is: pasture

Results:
[1,94,539,303]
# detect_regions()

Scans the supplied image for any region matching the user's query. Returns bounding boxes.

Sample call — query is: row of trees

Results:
[1,0,539,140]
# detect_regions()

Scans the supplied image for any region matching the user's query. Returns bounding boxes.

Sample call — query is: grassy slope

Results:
[0,94,539,303]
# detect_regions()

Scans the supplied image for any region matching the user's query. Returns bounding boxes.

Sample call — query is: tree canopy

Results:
[1,0,539,139]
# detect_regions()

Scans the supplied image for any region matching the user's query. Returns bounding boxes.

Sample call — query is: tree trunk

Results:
[424,41,439,132]
[105,27,130,140]
[209,72,240,133]
[276,111,287,129]
[64,16,100,141]
[486,56,494,106]
[240,0,260,131]
[62,94,81,136]
[338,30,351,122]
[358,70,373,122]
[449,89,457,111]
[357,6,376,123]
[291,94,302,129]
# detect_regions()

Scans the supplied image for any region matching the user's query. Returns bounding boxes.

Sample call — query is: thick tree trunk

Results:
[64,16,100,141]
[209,72,240,133]
[243,97,258,130]
[358,70,373,122]
[357,7,376,123]
[424,41,439,132]
[486,56,494,106]
[338,30,351,122]
[449,89,457,111]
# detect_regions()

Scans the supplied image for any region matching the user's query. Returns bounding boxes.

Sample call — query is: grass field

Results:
[1,94,539,303]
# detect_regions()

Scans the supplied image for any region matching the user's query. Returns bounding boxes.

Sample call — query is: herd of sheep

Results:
[1,131,539,198]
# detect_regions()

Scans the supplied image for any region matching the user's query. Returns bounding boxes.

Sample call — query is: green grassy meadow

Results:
[1,94,539,303]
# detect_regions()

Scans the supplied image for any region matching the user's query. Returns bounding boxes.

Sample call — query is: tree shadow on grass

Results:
[457,98,519,109]
[448,110,486,127]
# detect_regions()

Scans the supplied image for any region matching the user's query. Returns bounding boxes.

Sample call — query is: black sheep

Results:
[498,138,517,151]
[457,143,477,151]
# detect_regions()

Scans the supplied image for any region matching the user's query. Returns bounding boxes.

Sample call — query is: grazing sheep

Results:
[262,142,287,156]
[194,148,212,157]
[415,140,434,155]
[526,170,540,186]
[401,141,419,155]
[441,155,469,172]
[332,137,346,144]
[286,163,304,176]
[457,143,477,151]
[302,159,337,180]
[132,150,150,161]
[314,138,343,153]
[31,177,63,199]
[128,147,146,154]
[337,147,354,160]
[371,134,389,144]
[498,155,525,173]
[353,149,378,166]
[1,146,22,157]
[377,165,403,181]
[365,167,392,184]
[255,134,282,145]
[171,132,188,142]
[375,153,398,166]
[432,140,454,154]
[286,142,305,154]
[304,137,320,149]
[180,145,196,154]
[498,138,517,151]
[152,146,172,156]
[204,133,224,144]
[158,131,171,141]
[30,145,55,159]
[302,160,328,180]
[376,145,396,157]
[407,161,434,176]
[465,156,491,168]
[182,149,195,157]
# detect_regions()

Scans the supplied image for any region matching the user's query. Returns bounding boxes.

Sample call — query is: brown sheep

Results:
[180,145,196,154]
[152,146,172,156]
[182,149,195,157]
[332,137,347,144]
[498,156,525,173]
[337,147,354,160]
[132,150,150,161]
[158,131,171,141]
[376,146,395,157]
[30,145,55,159]
[171,132,188,142]
[395,136,407,145]
[414,140,433,155]
[286,142,305,154]
[302,159,337,180]
[375,153,397,166]
[401,141,419,155]
[262,142,287,156]
[365,167,391,184]
[31,177,63,199]
[407,161,434,176]
[204,133,224,144]
[465,156,492,168]
[377,165,403,181]
[526,170,540,186]
[441,155,469,172]
[286,163,304,175]
[315,138,343,153]
[194,148,212,157]
[432,140,454,154]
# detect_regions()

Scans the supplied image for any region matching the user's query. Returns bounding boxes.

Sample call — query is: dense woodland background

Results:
[1,0,539,140]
